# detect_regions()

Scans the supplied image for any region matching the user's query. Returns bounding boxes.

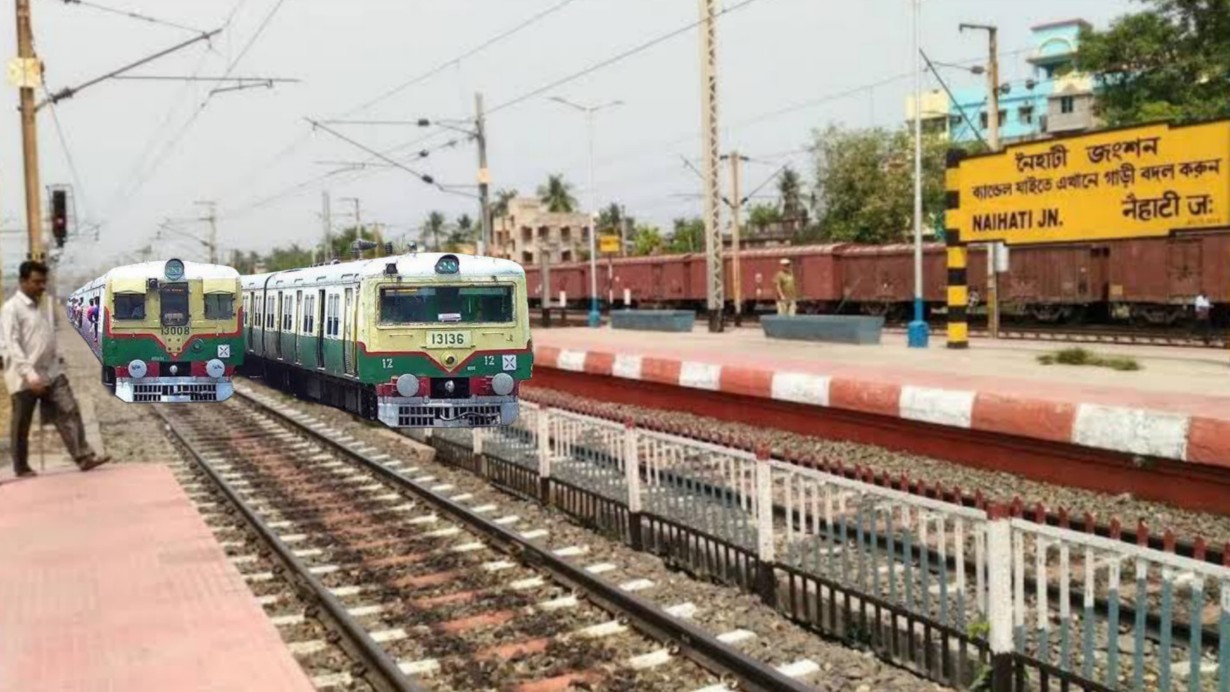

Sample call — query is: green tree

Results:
[265,244,315,272]
[537,174,577,213]
[669,217,705,253]
[493,188,518,218]
[746,203,782,234]
[1078,1,1230,126]
[809,125,948,244]
[421,212,447,252]
[631,224,664,256]
[597,203,626,232]
[778,166,804,219]
[444,214,478,252]
[329,225,384,261]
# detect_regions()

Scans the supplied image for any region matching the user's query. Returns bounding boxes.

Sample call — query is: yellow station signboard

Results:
[949,120,1230,245]
[599,234,621,254]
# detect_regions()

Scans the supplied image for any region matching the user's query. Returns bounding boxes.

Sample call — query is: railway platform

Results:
[529,327,1230,505]
[0,464,314,692]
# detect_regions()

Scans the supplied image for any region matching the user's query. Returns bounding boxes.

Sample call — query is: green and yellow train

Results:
[69,259,244,403]
[240,252,532,428]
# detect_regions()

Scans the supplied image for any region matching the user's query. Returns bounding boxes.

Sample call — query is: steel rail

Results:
[153,406,423,692]
[232,389,812,692]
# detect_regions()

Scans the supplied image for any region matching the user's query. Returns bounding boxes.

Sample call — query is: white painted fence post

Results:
[624,420,643,550]
[537,409,552,503]
[986,507,1014,692]
[755,449,777,605]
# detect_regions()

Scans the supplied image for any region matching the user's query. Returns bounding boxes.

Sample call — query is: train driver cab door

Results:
[275,292,285,359]
[294,290,303,363]
[343,287,356,376]
[245,292,254,346]
[316,288,326,368]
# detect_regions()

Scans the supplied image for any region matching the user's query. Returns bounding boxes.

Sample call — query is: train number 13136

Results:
[426,331,470,348]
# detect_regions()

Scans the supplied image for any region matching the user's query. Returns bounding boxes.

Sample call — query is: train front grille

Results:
[395,403,502,427]
[131,382,221,403]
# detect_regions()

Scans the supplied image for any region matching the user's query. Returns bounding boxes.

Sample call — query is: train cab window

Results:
[160,283,190,327]
[204,293,234,320]
[113,294,146,321]
[379,285,514,324]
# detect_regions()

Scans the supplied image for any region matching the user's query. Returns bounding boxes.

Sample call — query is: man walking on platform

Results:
[775,258,798,316]
[1195,290,1212,345]
[1,261,110,477]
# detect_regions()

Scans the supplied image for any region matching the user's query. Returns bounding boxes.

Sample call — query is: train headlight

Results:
[443,380,456,394]
[206,359,226,379]
[128,359,147,379]
[491,373,515,396]
[169,365,179,375]
[395,374,419,398]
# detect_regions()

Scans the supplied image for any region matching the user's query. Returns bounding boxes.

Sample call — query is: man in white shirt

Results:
[1,261,110,477]
[1195,290,1212,345]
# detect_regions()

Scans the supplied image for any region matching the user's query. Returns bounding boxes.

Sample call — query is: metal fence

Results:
[398,402,1230,692]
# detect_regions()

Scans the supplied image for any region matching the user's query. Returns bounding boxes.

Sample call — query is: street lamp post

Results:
[908,0,930,349]
[550,96,623,328]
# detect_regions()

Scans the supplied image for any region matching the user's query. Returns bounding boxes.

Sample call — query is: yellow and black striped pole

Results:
[946,149,969,349]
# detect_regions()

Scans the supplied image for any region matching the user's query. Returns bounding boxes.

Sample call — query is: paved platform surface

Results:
[531,327,1230,467]
[0,464,314,692]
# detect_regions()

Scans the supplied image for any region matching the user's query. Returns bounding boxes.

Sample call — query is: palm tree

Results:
[537,174,577,213]
[422,211,447,251]
[778,166,804,219]
[493,189,518,218]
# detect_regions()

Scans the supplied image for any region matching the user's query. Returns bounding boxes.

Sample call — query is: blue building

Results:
[909,19,1100,144]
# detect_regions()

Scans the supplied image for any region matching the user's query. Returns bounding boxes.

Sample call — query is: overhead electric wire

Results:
[348,0,586,117]
[63,0,207,35]
[214,0,587,204]
[487,0,768,117]
[108,0,291,223]
[41,85,91,224]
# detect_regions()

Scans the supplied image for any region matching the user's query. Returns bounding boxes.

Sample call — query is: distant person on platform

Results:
[0,261,111,478]
[775,258,798,316]
[1195,290,1212,345]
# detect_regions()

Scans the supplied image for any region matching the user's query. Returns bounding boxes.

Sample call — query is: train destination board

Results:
[949,120,1230,245]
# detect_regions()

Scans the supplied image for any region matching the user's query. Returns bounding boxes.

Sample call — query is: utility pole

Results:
[16,0,44,260]
[698,0,724,332]
[475,93,491,257]
[195,201,218,263]
[341,197,363,258]
[907,0,929,348]
[962,21,1002,339]
[321,191,332,262]
[723,152,748,326]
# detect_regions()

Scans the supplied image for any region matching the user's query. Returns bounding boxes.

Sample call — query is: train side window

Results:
[114,294,146,321]
[265,296,274,329]
[205,294,234,320]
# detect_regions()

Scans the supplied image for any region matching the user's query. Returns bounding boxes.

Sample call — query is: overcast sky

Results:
[0,0,1138,278]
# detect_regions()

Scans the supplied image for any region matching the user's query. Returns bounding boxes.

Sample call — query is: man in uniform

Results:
[1,261,110,477]
[774,258,798,316]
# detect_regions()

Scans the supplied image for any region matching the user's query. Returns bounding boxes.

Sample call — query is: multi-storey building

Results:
[906,19,1100,145]
[492,197,593,266]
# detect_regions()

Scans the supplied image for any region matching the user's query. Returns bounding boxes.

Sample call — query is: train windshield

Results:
[379,285,514,324]
[161,283,190,327]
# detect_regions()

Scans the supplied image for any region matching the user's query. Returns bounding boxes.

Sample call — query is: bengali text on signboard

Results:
[951,121,1230,245]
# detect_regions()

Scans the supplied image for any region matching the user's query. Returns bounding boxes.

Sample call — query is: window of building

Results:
[205,294,233,320]
[160,283,189,327]
[522,251,533,265]
[113,294,146,321]
[997,109,1007,126]
[949,115,962,128]
[1060,96,1075,114]
[979,111,988,128]
[1019,106,1034,125]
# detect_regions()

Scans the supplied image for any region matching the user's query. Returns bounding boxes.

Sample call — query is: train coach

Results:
[68,259,243,403]
[241,252,532,428]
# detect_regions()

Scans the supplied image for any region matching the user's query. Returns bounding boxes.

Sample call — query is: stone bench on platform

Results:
[762,314,884,345]
[610,310,696,333]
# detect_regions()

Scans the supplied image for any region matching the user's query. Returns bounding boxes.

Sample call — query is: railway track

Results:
[155,394,815,692]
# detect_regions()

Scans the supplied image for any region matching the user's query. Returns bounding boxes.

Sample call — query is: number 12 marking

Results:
[382,358,394,369]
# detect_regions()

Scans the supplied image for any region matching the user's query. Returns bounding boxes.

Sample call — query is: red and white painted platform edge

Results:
[532,344,1230,469]
[0,464,315,692]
